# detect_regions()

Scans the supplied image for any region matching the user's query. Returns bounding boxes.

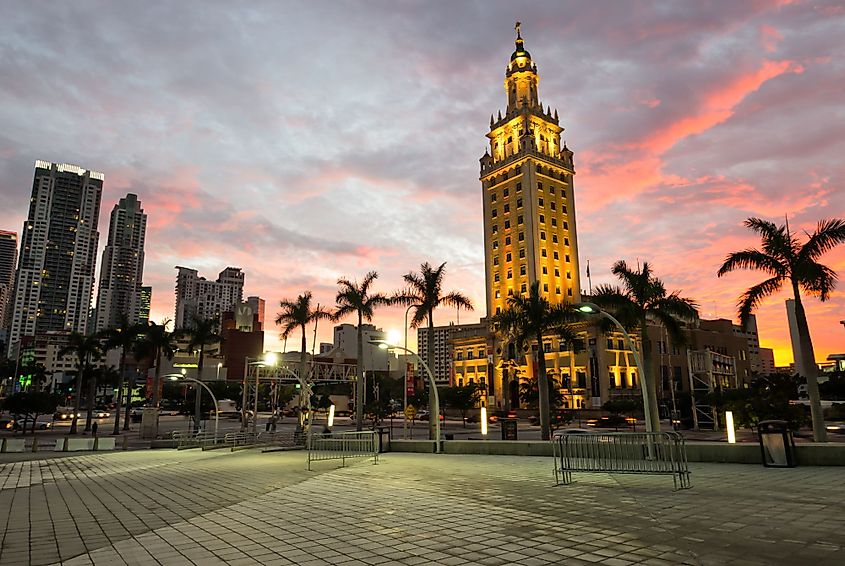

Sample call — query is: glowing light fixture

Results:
[263,352,278,366]
[328,404,335,428]
[481,407,488,435]
[726,411,736,444]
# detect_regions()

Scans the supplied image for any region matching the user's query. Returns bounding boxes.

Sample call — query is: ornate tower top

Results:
[505,23,538,111]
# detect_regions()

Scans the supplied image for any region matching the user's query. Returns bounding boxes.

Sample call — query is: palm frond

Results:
[799,218,845,262]
[717,249,784,277]
[798,261,838,301]
[737,276,782,326]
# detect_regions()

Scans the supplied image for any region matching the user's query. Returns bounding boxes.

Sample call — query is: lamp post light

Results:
[166,374,219,442]
[575,302,656,435]
[371,339,441,453]
[403,303,416,439]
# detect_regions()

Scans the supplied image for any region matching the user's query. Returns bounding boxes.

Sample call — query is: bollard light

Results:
[726,410,736,444]
[328,404,335,428]
[481,407,488,435]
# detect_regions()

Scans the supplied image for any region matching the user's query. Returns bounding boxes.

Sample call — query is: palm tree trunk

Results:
[299,325,308,430]
[792,286,827,442]
[123,373,133,431]
[355,311,364,431]
[427,314,436,441]
[112,350,125,434]
[152,348,162,408]
[84,366,96,432]
[536,331,551,441]
[640,326,660,434]
[194,345,204,432]
[69,364,82,435]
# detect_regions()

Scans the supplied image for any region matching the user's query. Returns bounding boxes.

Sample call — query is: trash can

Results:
[501,419,518,441]
[376,426,390,453]
[757,420,797,468]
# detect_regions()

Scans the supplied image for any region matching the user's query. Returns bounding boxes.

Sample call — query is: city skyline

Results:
[0,2,843,364]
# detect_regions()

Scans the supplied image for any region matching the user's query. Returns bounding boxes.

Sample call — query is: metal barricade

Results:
[553,431,691,490]
[225,432,256,451]
[306,431,379,470]
[174,431,219,450]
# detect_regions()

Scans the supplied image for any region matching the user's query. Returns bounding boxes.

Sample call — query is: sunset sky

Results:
[1,1,843,365]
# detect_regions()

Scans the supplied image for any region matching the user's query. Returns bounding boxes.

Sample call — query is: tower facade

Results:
[0,230,17,340]
[8,161,103,350]
[481,28,581,318]
[174,266,244,329]
[479,28,584,408]
[95,193,147,332]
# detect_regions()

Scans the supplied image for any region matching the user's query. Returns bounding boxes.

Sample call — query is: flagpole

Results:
[586,259,593,296]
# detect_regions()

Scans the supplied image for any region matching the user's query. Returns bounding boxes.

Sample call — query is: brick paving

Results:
[0,450,843,565]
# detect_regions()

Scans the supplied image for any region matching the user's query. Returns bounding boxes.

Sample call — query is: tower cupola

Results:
[505,22,539,111]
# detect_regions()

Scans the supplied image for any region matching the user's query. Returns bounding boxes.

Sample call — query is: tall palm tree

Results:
[592,260,699,434]
[184,316,223,431]
[718,217,845,442]
[335,271,394,431]
[492,281,578,440]
[101,315,143,435]
[135,320,177,409]
[275,292,334,429]
[396,262,473,440]
[58,332,103,435]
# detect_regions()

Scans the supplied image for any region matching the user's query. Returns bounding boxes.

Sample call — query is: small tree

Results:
[441,383,481,427]
[2,391,60,435]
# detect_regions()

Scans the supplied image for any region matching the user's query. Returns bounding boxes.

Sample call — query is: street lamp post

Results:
[166,374,219,443]
[371,339,441,453]
[403,304,415,439]
[575,302,656,435]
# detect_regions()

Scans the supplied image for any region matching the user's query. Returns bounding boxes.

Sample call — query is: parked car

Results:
[92,407,111,419]
[54,408,82,420]
[15,417,53,430]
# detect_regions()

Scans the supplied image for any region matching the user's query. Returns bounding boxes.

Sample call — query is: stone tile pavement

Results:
[0,449,843,565]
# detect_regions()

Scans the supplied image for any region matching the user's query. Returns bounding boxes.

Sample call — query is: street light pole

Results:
[403,303,415,439]
[166,374,219,443]
[371,340,440,453]
[575,303,655,434]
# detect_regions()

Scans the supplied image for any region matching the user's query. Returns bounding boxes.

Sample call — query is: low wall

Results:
[389,439,845,465]
[1,438,26,453]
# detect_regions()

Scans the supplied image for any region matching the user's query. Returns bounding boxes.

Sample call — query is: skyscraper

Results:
[0,230,17,342]
[95,193,147,332]
[478,27,583,408]
[174,266,244,329]
[8,161,103,351]
[139,286,152,324]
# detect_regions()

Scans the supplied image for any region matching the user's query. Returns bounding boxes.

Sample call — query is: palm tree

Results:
[275,292,334,429]
[592,260,699,434]
[136,320,177,409]
[718,217,845,442]
[334,271,394,431]
[184,316,223,431]
[396,262,473,440]
[492,281,578,440]
[101,315,144,435]
[58,332,103,435]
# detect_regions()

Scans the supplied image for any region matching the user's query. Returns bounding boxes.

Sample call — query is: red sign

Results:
[406,363,415,396]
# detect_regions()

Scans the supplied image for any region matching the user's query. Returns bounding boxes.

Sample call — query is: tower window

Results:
[556,287,561,294]
[494,272,500,282]
[507,270,513,279]
[493,257,499,266]
[504,220,511,229]
[518,232,524,241]
[519,248,525,259]
[554,268,560,277]
[540,232,546,240]
[492,208,497,218]
[537,182,543,191]
[506,252,512,262]
[517,198,523,208]
[491,193,497,202]
[520,265,526,276]
[563,206,567,213]
[553,251,559,260]
[504,188,509,197]
[568,288,573,296]
[521,283,527,293]
[495,290,500,298]
[563,222,569,230]
[541,249,547,257]
[505,236,511,245]
[567,272,572,279]
[540,214,545,224]
[542,266,548,275]
[552,235,558,243]
[565,238,570,246]
[565,254,570,262]
[516,183,522,192]
[492,225,498,233]
[493,240,499,249]
[549,186,555,195]
[517,215,523,225]
[551,218,557,227]
[504,204,510,213]
[544,283,549,292]
[539,198,544,207]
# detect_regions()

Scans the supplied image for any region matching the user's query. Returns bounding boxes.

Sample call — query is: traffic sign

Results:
[404,405,417,420]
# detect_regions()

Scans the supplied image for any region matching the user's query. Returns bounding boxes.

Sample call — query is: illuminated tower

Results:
[8,161,103,351]
[95,193,147,332]
[480,25,583,407]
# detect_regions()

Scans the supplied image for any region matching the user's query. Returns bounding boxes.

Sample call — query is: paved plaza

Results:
[0,449,843,566]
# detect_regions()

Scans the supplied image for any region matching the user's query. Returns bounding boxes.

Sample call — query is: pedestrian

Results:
[92,421,98,436]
